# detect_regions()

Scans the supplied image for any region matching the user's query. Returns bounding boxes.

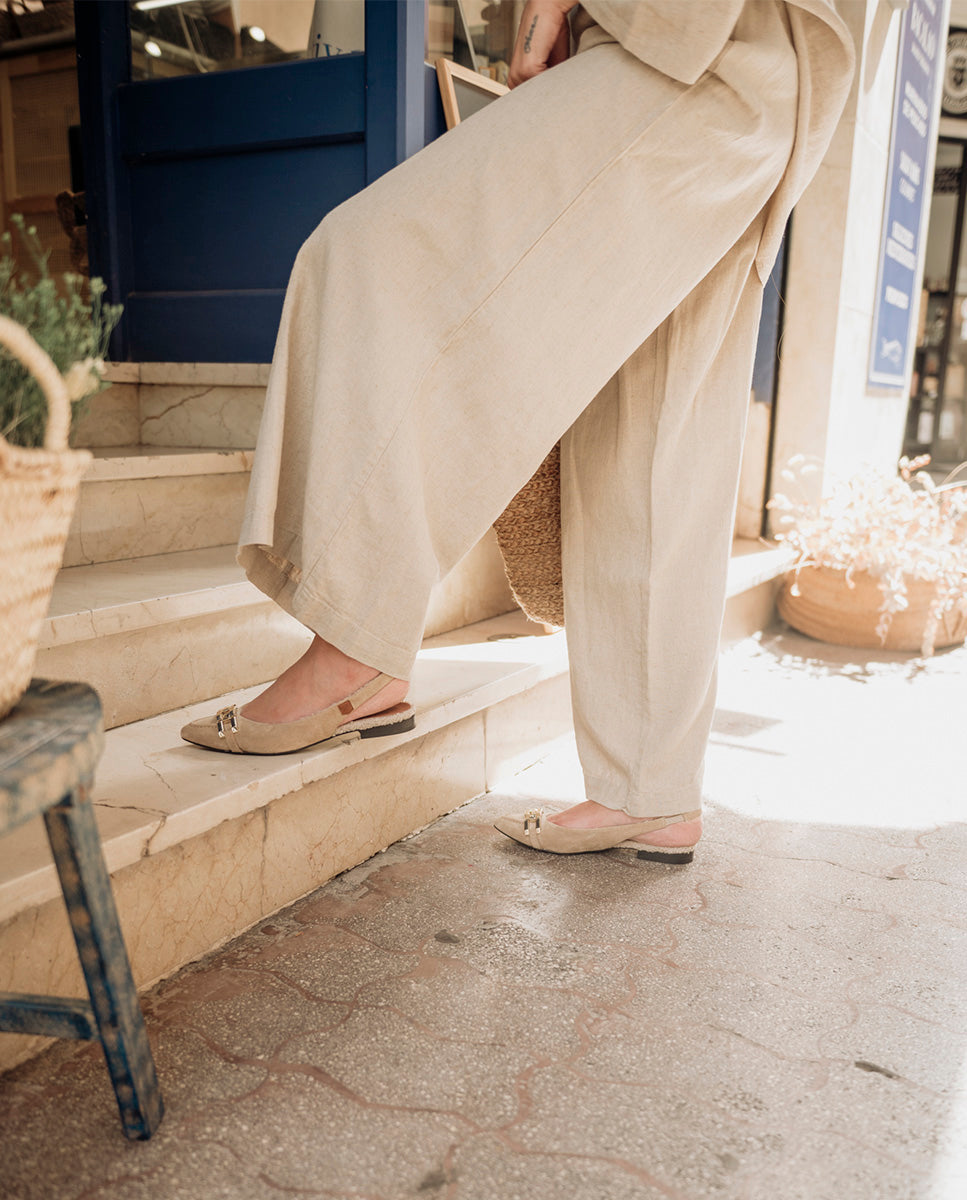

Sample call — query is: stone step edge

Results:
[726,538,795,597]
[80,445,253,483]
[0,612,568,927]
[41,545,255,650]
[102,362,270,387]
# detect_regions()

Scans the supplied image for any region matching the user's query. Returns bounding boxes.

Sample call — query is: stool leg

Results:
[44,783,164,1139]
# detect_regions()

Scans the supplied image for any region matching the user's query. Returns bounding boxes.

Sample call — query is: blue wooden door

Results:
[74,1,437,363]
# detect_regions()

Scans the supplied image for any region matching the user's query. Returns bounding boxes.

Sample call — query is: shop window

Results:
[906,139,967,470]
[0,2,80,276]
[129,0,363,81]
[426,0,522,86]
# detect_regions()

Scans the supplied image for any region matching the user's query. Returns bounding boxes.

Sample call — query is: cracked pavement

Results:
[0,629,964,1199]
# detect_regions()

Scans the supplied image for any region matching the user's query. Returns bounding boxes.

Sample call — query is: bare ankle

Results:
[240,636,408,725]
[547,800,701,848]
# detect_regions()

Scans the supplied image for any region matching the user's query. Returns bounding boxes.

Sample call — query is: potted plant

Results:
[0,216,121,718]
[769,455,967,657]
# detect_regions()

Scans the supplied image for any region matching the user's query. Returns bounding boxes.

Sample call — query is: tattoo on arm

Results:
[523,16,538,52]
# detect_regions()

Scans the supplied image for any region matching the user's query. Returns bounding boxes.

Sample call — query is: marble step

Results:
[37,536,516,730]
[62,446,252,567]
[722,538,796,643]
[0,611,573,1072]
[37,545,312,731]
[72,362,269,450]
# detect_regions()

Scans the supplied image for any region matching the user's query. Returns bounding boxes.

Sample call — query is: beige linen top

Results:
[580,0,855,279]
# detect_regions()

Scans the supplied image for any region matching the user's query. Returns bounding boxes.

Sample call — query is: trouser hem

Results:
[583,773,703,820]
[239,544,417,680]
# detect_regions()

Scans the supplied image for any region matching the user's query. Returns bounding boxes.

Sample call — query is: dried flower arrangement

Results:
[769,455,967,656]
[0,214,121,448]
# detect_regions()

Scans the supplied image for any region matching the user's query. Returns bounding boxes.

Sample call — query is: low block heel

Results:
[633,846,695,865]
[359,714,416,739]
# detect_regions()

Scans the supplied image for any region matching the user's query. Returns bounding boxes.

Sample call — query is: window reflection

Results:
[129,0,364,81]
[426,1,524,87]
[906,140,967,466]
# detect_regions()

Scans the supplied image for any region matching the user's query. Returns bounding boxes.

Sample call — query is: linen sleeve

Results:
[578,0,746,84]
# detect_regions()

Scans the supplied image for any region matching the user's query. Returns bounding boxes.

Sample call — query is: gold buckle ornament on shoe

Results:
[523,808,544,835]
[215,705,239,739]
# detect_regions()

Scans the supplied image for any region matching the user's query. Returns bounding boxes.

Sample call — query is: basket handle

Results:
[0,313,72,452]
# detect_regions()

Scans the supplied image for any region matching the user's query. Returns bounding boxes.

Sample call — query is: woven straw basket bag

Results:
[0,314,91,719]
[492,442,564,628]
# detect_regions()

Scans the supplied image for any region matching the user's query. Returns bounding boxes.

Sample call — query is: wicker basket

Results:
[0,315,91,719]
[492,443,564,628]
[777,564,967,653]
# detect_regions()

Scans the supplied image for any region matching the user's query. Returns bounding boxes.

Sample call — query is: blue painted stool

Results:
[0,680,163,1139]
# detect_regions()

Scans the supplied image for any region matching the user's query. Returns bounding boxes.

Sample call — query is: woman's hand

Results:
[507,0,574,89]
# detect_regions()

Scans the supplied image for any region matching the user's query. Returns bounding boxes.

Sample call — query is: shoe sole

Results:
[357,714,416,739]
[613,843,696,865]
[633,846,695,864]
[492,825,697,864]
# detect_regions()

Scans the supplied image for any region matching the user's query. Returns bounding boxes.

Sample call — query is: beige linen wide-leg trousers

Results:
[239,2,799,819]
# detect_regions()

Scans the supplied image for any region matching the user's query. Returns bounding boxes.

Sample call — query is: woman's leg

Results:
[555,222,767,847]
[234,10,797,737]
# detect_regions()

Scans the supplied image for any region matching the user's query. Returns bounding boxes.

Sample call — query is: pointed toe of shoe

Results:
[493,815,526,843]
[180,716,223,751]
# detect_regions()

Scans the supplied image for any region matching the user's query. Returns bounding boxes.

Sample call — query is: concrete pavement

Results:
[1,628,964,1199]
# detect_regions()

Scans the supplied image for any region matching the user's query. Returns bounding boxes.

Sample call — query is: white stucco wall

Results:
[770,0,947,508]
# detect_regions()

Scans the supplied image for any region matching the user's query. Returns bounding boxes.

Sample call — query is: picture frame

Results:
[435,58,508,131]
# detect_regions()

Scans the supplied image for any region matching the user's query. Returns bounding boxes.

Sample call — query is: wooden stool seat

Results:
[0,680,163,1139]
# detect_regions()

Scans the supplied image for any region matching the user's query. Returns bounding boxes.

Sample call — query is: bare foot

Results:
[548,799,701,847]
[241,636,408,725]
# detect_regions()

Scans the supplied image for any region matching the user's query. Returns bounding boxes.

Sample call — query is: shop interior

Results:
[0,0,521,279]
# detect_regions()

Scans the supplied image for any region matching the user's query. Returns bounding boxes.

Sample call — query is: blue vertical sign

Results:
[869,0,948,388]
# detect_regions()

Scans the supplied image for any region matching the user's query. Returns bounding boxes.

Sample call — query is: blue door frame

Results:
[74,0,444,363]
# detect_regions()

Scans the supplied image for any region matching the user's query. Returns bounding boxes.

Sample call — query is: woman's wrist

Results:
[508,0,575,89]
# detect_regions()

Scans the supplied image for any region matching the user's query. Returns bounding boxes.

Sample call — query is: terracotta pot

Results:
[777,565,967,653]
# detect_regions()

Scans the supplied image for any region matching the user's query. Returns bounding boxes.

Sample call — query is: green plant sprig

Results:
[0,215,123,448]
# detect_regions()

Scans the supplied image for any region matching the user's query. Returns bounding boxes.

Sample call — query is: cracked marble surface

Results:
[63,471,249,567]
[80,364,269,449]
[139,385,266,449]
[1,629,965,1198]
[70,384,140,448]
